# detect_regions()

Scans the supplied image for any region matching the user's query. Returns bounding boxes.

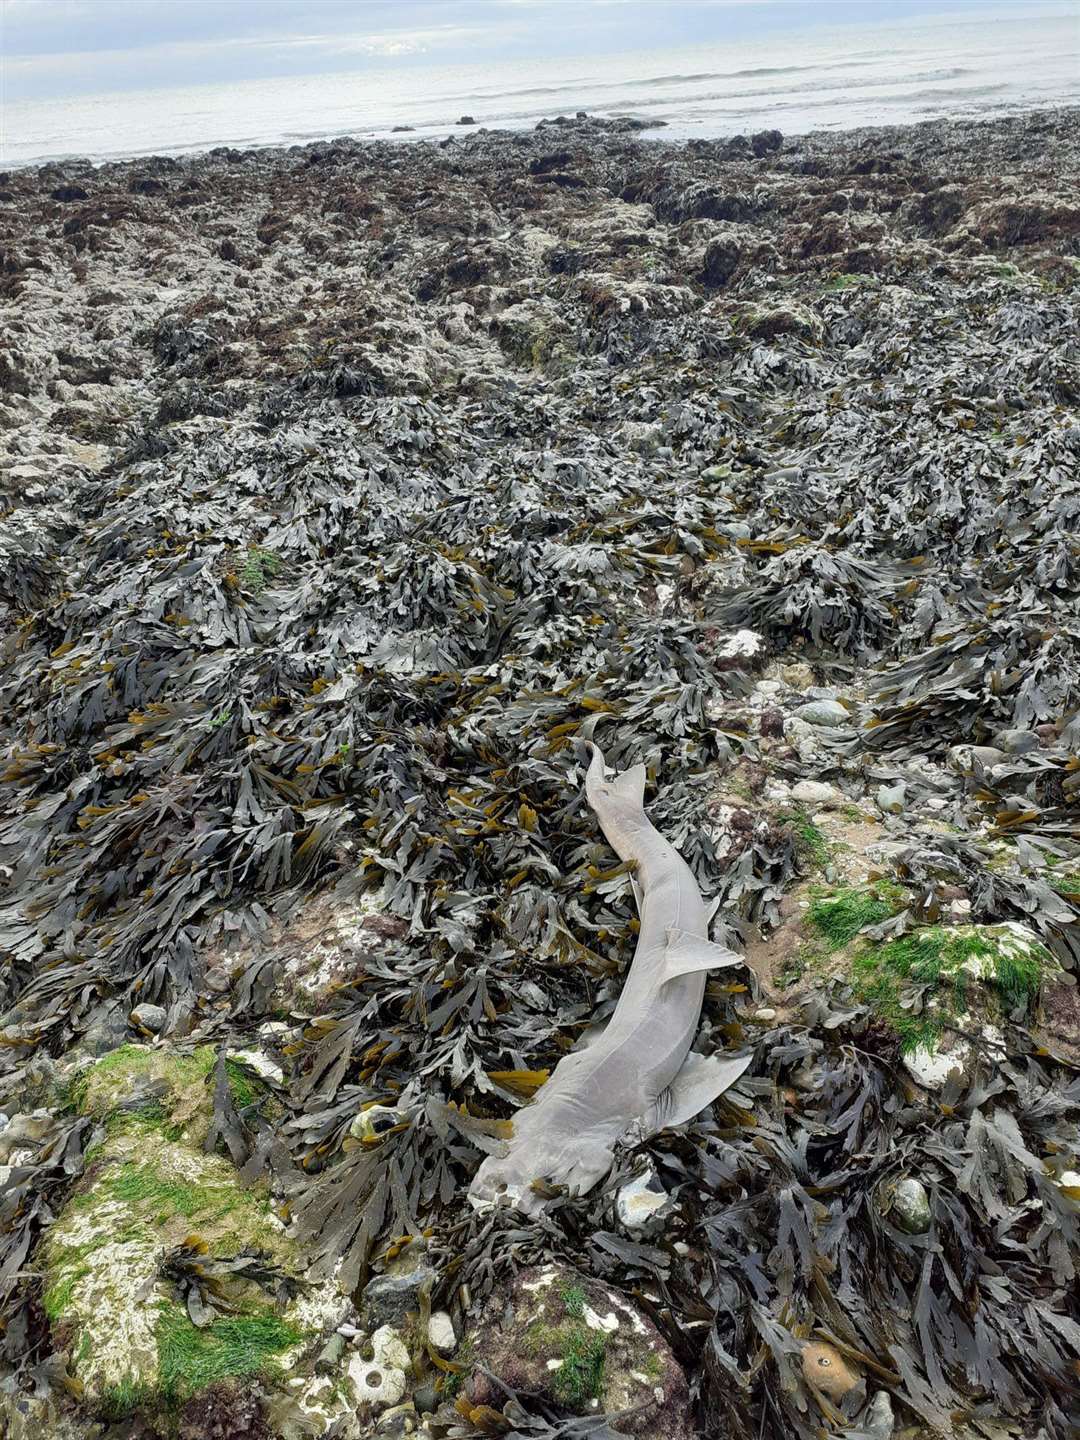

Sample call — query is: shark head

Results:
[468,1149,545,1217]
[468,1126,616,1218]
[581,742,647,862]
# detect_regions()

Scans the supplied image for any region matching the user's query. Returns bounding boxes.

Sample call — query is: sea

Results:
[3,5,1078,169]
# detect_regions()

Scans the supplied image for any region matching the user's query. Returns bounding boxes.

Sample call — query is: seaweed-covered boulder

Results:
[461,1265,692,1440]
[744,300,823,342]
[701,235,741,287]
[490,299,571,369]
[39,1045,360,1433]
[203,889,402,1009]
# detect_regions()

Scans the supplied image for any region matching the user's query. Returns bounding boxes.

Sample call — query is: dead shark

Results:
[468,741,751,1215]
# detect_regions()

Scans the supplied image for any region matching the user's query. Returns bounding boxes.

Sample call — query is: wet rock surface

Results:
[1,108,1079,1439]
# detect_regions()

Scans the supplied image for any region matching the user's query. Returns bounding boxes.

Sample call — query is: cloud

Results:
[4,9,498,99]
[7,0,1064,103]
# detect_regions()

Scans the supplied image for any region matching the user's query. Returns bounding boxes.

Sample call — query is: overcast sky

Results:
[4,0,1071,102]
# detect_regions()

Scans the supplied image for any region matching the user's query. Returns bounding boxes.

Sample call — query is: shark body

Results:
[468,743,751,1215]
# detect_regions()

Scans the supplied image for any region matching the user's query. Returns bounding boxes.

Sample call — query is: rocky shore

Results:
[1,108,1079,1440]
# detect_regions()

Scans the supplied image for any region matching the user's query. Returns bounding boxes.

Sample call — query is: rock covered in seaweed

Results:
[461,1264,693,1440]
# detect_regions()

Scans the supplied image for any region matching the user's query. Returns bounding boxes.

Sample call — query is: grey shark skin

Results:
[469,743,751,1216]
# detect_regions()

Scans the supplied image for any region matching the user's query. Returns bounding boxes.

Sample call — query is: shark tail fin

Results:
[661,927,743,986]
[608,761,647,806]
[646,1050,752,1133]
[584,744,647,816]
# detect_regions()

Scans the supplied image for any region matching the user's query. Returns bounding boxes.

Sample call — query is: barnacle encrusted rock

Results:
[40,1046,357,1428]
[462,1264,692,1440]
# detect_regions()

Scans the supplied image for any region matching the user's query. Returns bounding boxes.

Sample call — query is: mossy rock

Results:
[41,1045,358,1432]
[744,300,824,342]
[802,899,1056,1076]
[850,920,1053,1055]
[462,1265,692,1440]
[67,1042,218,1142]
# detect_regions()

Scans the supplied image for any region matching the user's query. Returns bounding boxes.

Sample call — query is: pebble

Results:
[863,1389,895,1438]
[888,1176,932,1234]
[948,744,1008,774]
[129,1002,167,1033]
[791,779,843,807]
[796,699,850,727]
[347,1352,406,1409]
[361,1265,437,1329]
[992,727,1039,754]
[412,1382,439,1415]
[347,1325,411,1411]
[615,1166,675,1229]
[759,708,785,738]
[316,1332,346,1368]
[372,1401,419,1436]
[781,662,816,688]
[428,1310,456,1353]
[755,1007,777,1021]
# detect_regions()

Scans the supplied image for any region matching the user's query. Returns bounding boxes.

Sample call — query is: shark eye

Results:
[495,1181,507,1194]
[818,1357,831,1367]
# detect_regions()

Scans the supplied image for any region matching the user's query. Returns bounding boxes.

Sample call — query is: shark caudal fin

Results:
[584,743,646,809]
[583,744,649,862]
[646,1050,752,1132]
[660,927,743,986]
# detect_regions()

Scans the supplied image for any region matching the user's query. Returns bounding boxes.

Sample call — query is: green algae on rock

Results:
[805,881,906,951]
[851,920,1053,1055]
[41,1046,354,1426]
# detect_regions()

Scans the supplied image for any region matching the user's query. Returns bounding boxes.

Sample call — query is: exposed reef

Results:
[1,107,1079,1439]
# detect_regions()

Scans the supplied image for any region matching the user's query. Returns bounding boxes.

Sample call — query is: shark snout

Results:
[468,1154,544,1216]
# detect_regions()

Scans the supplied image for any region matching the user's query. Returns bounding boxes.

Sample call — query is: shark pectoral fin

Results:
[647,1051,752,1133]
[661,927,743,985]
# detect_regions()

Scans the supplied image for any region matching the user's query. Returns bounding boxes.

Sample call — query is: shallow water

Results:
[4,6,1078,166]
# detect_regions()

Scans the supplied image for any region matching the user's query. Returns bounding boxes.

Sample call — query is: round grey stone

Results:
[130,1003,167,1033]
[412,1382,439,1415]
[889,1176,931,1234]
[361,1266,437,1329]
[791,779,843,807]
[796,700,850,727]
